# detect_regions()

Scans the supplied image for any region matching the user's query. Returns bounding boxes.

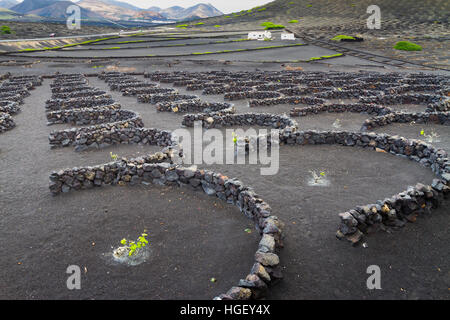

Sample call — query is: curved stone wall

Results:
[48,128,449,298]
[0,75,42,133]
[157,100,232,113]
[45,70,450,300]
[275,130,449,245]
[361,111,450,131]
[47,73,156,151]
[360,93,443,105]
[144,70,449,114]
[0,112,15,133]
[183,111,297,130]
[48,157,285,300]
[290,103,392,117]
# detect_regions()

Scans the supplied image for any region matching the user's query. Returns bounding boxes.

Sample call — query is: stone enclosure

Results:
[6,69,447,300]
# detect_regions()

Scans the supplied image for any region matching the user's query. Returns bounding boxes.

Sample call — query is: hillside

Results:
[180,3,222,19]
[0,0,18,9]
[76,0,163,21]
[200,0,450,31]
[132,10,166,21]
[100,0,142,11]
[147,4,223,21]
[4,1,222,23]
[27,0,101,20]
[10,0,56,13]
[0,6,43,21]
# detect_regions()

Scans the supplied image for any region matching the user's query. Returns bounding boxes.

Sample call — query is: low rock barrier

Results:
[290,103,392,117]
[48,157,285,301]
[361,112,450,131]
[157,100,232,113]
[0,75,42,133]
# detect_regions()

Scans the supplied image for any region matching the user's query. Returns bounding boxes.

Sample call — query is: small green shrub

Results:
[1,25,12,34]
[120,233,149,256]
[214,25,221,28]
[260,22,285,30]
[289,20,299,23]
[331,35,355,41]
[176,24,189,28]
[393,41,422,51]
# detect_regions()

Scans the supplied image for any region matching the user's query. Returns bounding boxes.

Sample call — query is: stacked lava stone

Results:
[0,74,42,133]
[47,73,143,150]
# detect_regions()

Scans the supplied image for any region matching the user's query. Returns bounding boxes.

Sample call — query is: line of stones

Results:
[144,71,448,107]
[361,111,450,132]
[0,75,42,133]
[183,108,450,244]
[182,111,297,131]
[181,97,450,244]
[277,130,449,246]
[46,73,149,151]
[98,71,233,114]
[50,72,289,299]
[47,127,449,298]
[46,72,279,299]
[99,71,194,106]
[48,153,285,300]
[156,99,233,114]
[47,71,450,298]
[290,103,393,117]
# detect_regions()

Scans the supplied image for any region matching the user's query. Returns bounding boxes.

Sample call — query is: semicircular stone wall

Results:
[45,70,450,299]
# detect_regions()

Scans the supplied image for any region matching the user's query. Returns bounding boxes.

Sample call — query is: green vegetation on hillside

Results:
[1,25,12,34]
[260,22,285,30]
[393,41,422,51]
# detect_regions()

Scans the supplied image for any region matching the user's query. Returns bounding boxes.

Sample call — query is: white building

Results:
[248,31,272,40]
[281,33,296,40]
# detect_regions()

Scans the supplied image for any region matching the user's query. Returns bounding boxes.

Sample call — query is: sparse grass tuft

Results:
[308,53,343,61]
